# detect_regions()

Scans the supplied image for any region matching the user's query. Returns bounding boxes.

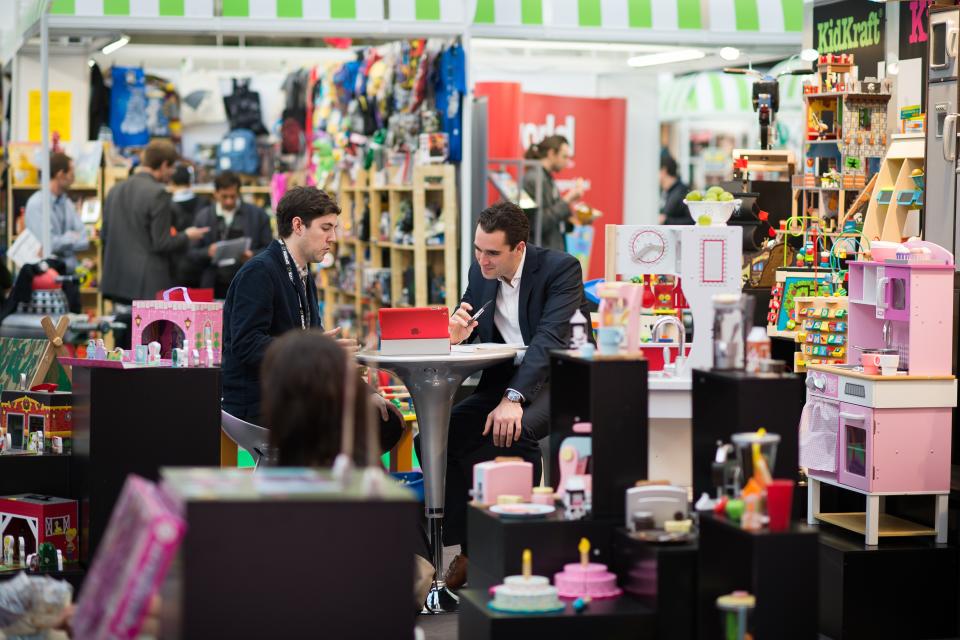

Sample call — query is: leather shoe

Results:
[443,553,468,590]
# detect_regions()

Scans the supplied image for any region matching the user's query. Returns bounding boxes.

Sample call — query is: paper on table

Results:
[8,228,42,268]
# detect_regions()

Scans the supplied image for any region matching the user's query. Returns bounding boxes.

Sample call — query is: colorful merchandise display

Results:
[793,296,848,372]
[0,495,79,567]
[0,386,72,453]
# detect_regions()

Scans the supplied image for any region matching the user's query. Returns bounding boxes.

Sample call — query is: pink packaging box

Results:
[72,475,186,640]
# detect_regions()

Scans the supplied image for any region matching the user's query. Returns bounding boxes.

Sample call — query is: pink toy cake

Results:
[554,562,622,599]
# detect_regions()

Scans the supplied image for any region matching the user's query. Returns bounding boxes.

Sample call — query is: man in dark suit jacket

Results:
[188,170,274,298]
[101,141,208,347]
[441,200,592,587]
[221,186,402,444]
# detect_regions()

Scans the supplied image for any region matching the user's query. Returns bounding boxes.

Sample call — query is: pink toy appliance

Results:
[800,242,957,544]
[557,422,592,497]
[471,458,534,505]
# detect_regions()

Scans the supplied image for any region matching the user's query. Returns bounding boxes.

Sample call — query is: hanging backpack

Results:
[223,78,267,136]
[218,129,259,175]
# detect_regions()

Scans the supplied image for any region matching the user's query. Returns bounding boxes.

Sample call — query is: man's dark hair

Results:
[275,186,341,238]
[478,200,530,248]
[142,140,179,170]
[214,170,242,192]
[171,164,193,187]
[661,154,678,178]
[523,134,569,160]
[49,152,72,180]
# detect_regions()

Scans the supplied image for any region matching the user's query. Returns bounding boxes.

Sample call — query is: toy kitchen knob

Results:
[806,374,826,391]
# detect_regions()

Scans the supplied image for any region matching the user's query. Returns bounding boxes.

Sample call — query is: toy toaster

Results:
[471,457,534,505]
[625,484,688,530]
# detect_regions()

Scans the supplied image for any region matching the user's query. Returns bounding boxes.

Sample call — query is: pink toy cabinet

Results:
[132,289,223,360]
[846,261,954,374]
[801,248,957,546]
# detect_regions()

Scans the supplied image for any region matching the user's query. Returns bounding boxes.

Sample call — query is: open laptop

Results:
[379,307,450,355]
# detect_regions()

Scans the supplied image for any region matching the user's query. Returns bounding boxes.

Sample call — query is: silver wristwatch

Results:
[504,389,523,403]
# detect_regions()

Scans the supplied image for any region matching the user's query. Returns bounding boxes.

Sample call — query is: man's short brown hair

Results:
[142,140,179,170]
[477,200,530,248]
[275,186,341,238]
[49,152,72,179]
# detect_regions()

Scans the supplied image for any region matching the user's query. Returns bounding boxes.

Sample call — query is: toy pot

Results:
[596,327,624,356]
[861,349,898,375]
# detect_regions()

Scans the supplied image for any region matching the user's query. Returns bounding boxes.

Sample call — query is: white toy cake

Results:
[488,550,564,614]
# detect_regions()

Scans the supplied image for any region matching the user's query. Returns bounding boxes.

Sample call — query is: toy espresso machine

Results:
[800,240,957,545]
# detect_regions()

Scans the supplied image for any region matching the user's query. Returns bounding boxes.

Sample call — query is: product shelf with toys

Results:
[860,133,925,242]
[318,164,459,338]
[792,295,848,372]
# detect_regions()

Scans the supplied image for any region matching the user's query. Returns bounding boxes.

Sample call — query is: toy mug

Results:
[596,327,623,356]
[861,350,898,375]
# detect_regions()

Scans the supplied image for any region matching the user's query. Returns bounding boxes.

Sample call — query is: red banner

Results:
[476,82,626,280]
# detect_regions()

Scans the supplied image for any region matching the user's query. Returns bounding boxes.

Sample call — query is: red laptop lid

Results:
[379,307,450,340]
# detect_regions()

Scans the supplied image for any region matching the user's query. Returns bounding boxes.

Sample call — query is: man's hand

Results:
[184,226,210,241]
[483,397,524,448]
[325,326,358,356]
[241,249,254,261]
[207,242,218,258]
[371,392,404,421]
[449,302,478,345]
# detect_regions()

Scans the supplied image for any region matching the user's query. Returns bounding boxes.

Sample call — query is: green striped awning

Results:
[659,69,803,121]
[47,0,802,30]
[474,0,803,33]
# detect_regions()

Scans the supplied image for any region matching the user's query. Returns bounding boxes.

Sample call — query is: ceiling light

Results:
[101,35,130,56]
[627,49,705,68]
[800,48,819,62]
[719,47,741,61]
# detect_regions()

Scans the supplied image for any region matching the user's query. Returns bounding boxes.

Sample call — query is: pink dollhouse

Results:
[132,289,222,359]
[801,241,957,545]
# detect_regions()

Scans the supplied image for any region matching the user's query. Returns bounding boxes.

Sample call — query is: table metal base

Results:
[423,517,459,614]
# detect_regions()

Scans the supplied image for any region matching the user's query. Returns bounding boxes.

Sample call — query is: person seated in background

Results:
[169,164,208,287]
[260,329,433,610]
[24,152,89,312]
[189,170,273,298]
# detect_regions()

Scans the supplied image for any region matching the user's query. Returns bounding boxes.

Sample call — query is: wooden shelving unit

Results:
[317,164,458,338]
[861,133,925,242]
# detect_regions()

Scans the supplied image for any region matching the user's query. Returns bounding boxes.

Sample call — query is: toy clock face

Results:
[629,230,666,265]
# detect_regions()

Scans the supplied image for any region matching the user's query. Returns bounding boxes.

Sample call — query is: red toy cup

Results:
[766,479,795,532]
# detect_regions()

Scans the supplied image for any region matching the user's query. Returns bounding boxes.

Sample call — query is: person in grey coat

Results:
[101,140,208,304]
[101,141,207,347]
[520,134,584,253]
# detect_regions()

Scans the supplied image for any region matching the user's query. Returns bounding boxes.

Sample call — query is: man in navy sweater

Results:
[221,186,402,440]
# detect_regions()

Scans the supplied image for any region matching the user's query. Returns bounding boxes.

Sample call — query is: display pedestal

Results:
[70,366,222,562]
[611,528,697,640]
[819,531,958,640]
[467,504,618,592]
[457,588,655,640]
[691,369,804,511]
[159,471,419,639]
[697,514,818,640]
[549,352,648,520]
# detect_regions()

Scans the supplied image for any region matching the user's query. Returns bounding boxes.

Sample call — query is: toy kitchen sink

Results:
[800,246,957,546]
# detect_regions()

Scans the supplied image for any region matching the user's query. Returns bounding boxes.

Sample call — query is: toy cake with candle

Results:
[488,549,564,613]
[554,538,622,599]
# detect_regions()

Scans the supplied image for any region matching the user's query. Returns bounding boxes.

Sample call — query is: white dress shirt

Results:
[494,247,527,347]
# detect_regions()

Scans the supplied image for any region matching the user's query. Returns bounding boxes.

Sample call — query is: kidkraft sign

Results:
[814,0,885,78]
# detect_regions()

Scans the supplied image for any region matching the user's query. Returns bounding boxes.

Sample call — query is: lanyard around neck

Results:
[278,238,308,330]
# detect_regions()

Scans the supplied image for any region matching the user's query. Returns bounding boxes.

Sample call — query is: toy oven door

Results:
[837,402,874,492]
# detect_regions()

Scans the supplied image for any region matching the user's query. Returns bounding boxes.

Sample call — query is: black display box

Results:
[691,369,805,507]
[467,504,619,593]
[611,528,697,640]
[697,513,818,640]
[458,588,656,640]
[819,530,958,640]
[549,352,648,520]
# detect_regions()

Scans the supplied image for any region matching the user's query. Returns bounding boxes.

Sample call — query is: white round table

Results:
[357,348,517,613]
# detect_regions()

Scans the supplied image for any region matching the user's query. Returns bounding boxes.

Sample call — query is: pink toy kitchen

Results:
[799,240,957,545]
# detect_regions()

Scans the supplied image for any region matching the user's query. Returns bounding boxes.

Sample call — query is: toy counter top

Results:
[806,363,956,381]
[550,349,647,363]
[161,467,415,503]
[849,260,954,271]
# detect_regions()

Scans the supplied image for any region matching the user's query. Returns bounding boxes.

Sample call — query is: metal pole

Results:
[39,2,51,259]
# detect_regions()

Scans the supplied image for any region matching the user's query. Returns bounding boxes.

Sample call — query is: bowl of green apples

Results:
[682,186,741,226]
